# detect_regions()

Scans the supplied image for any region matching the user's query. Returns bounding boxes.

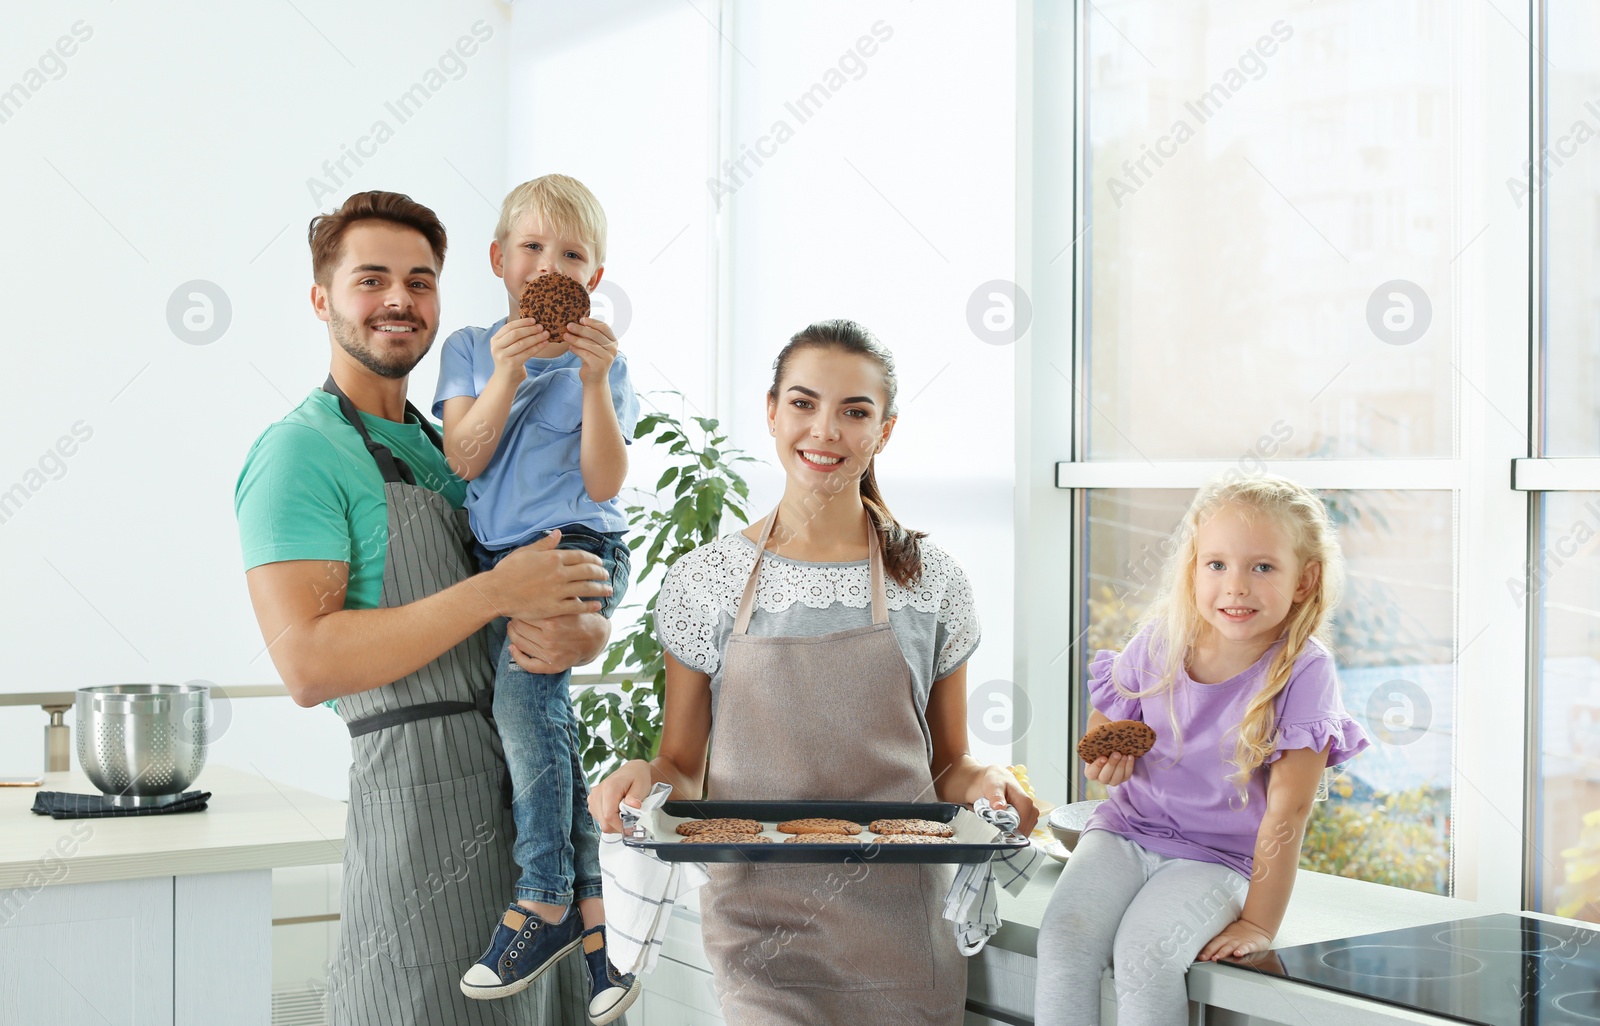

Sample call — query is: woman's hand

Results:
[1198,917,1274,961]
[970,764,1039,837]
[587,759,656,834]
[1084,751,1139,787]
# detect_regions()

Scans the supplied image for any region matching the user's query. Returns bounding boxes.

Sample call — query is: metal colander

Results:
[76,684,209,805]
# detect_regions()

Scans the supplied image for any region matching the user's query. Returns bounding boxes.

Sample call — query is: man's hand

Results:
[488,531,611,622]
[488,317,551,382]
[564,316,618,388]
[508,611,611,674]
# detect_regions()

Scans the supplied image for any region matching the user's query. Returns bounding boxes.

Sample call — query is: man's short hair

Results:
[308,191,448,286]
[495,174,607,266]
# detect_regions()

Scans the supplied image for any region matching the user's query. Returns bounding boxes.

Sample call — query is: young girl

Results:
[1035,476,1370,1026]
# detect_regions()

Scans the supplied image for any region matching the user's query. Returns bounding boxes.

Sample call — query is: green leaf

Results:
[584,403,758,786]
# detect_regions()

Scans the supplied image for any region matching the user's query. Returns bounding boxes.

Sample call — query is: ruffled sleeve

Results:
[1271,717,1370,768]
[930,545,980,678]
[1268,640,1371,767]
[1087,648,1143,722]
[652,545,728,675]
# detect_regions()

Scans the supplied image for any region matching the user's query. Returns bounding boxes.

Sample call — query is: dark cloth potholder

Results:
[30,790,211,819]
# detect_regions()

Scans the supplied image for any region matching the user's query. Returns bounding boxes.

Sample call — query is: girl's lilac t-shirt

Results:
[1082,628,1369,878]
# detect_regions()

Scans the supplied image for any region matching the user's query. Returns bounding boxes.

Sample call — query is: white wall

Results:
[0,1,513,797]
[1,0,1020,798]
[722,3,1019,766]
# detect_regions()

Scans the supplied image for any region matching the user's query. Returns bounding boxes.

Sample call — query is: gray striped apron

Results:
[318,377,588,1026]
[699,510,967,1025]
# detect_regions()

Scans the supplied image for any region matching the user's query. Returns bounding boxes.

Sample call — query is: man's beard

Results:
[330,307,435,380]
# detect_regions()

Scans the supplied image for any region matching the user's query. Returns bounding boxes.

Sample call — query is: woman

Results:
[590,319,1037,1024]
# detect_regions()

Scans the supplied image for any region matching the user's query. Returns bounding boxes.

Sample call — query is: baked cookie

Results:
[776,818,862,835]
[868,818,955,837]
[676,818,763,836]
[871,834,953,844]
[519,272,590,336]
[782,833,862,844]
[681,832,771,844]
[1077,719,1157,762]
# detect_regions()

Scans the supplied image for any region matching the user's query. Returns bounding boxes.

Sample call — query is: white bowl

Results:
[1047,800,1105,851]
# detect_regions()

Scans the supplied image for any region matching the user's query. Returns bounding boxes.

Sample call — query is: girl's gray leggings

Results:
[1034,830,1249,1026]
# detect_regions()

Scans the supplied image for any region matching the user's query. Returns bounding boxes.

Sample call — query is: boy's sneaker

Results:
[460,903,583,1001]
[581,924,641,1025]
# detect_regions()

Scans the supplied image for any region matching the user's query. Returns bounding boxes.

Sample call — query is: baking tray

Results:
[622,799,1032,864]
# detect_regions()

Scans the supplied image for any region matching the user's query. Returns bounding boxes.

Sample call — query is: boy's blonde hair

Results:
[496,174,607,266]
[1112,474,1345,801]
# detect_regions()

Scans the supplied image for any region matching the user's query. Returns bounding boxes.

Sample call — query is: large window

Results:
[1084,1,1460,464]
[1063,0,1481,895]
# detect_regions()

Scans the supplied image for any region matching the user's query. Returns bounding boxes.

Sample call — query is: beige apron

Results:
[699,510,966,1025]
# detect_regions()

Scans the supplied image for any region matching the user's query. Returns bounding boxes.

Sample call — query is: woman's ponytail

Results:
[859,454,926,588]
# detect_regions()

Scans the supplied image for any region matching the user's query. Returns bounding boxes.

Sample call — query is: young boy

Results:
[435,174,640,1024]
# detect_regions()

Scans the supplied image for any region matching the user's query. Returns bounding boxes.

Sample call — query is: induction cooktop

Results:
[1221,913,1600,1024]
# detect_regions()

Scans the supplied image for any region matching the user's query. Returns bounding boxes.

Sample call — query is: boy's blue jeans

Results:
[480,524,630,906]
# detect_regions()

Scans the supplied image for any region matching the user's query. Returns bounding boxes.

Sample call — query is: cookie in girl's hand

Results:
[519,271,591,337]
[1077,719,1157,762]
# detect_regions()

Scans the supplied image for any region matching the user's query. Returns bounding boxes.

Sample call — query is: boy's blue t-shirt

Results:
[433,316,639,550]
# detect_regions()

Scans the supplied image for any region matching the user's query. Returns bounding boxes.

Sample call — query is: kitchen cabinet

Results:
[0,766,344,1026]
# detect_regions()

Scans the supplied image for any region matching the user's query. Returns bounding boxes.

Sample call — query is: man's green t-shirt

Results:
[235,389,468,610]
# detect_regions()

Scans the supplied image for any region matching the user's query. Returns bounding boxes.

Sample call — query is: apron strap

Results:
[345,700,476,738]
[343,692,512,808]
[732,507,889,635]
[321,375,442,486]
[322,375,510,806]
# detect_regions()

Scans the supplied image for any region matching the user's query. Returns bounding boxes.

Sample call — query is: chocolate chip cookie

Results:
[676,818,763,836]
[868,818,955,837]
[776,818,862,835]
[519,272,590,336]
[1077,719,1157,762]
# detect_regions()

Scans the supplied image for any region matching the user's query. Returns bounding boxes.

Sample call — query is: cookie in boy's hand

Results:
[1077,719,1156,762]
[519,272,591,337]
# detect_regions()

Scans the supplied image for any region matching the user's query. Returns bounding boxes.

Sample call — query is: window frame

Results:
[1014,0,1536,909]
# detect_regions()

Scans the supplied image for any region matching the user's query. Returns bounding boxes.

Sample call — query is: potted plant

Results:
[573,397,758,785]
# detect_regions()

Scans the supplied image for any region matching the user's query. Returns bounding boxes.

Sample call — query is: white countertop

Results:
[0,765,346,888]
[988,851,1600,1025]
[993,856,1490,959]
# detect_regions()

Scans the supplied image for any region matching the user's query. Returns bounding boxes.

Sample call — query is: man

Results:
[236,191,611,1024]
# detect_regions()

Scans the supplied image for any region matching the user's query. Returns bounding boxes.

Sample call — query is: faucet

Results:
[43,703,70,773]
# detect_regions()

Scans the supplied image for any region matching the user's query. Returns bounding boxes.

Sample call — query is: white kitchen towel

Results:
[943,797,1046,955]
[597,782,710,975]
